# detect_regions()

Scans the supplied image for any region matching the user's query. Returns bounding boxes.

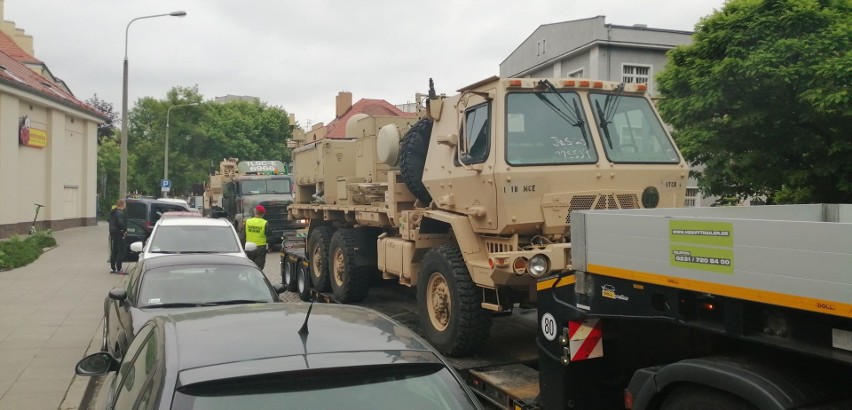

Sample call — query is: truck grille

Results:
[565,194,640,225]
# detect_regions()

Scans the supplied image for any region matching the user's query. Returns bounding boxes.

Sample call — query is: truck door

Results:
[453,97,498,231]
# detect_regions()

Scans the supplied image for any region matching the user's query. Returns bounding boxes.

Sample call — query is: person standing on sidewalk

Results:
[244,205,268,269]
[108,199,127,273]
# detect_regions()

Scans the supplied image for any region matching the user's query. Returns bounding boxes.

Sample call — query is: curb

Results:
[58,319,103,410]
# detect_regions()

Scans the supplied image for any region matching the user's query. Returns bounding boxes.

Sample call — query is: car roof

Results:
[157,304,438,380]
[140,254,257,270]
[156,217,232,227]
[160,211,202,218]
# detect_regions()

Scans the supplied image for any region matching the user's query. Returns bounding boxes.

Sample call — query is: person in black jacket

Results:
[108,199,127,274]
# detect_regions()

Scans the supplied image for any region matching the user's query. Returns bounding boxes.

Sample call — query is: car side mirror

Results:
[76,352,120,376]
[108,288,128,302]
[273,283,286,294]
[130,242,144,252]
[244,242,258,252]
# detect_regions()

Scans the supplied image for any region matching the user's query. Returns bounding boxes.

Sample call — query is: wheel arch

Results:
[421,210,484,261]
[630,357,828,410]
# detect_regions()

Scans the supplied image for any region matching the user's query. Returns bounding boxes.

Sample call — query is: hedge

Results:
[0,230,57,270]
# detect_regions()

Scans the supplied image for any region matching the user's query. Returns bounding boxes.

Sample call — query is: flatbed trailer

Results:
[535,204,852,409]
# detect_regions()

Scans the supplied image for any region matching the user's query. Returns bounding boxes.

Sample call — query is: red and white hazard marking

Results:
[568,318,603,361]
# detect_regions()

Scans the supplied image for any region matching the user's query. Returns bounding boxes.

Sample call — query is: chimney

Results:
[335,91,352,118]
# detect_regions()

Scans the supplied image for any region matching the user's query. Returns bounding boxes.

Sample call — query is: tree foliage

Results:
[86,94,118,144]
[123,86,292,197]
[657,0,851,203]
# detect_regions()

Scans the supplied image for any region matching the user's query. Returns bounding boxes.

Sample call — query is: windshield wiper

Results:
[201,300,269,306]
[149,250,177,254]
[595,100,614,149]
[140,302,205,309]
[179,251,222,254]
[536,80,590,147]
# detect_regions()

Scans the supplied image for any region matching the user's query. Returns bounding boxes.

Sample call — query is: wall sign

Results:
[19,116,48,148]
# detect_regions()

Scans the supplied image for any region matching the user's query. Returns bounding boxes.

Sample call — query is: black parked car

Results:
[78,303,483,410]
[101,254,284,360]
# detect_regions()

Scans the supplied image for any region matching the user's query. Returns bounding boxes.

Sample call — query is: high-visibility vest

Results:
[245,217,268,246]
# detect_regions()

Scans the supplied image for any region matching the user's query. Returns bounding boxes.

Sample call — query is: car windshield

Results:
[505,91,596,166]
[172,364,478,410]
[239,178,291,195]
[138,264,275,307]
[588,93,680,163]
[148,226,241,253]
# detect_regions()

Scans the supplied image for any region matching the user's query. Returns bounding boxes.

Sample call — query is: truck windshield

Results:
[505,92,596,166]
[588,93,680,163]
[240,178,292,195]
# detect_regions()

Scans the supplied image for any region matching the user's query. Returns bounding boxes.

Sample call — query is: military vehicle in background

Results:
[283,77,688,356]
[203,158,305,247]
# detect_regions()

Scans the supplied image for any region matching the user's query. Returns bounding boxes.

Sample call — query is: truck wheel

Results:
[399,118,433,204]
[297,264,312,302]
[661,385,756,410]
[282,258,298,292]
[329,229,371,303]
[307,226,334,291]
[417,244,491,357]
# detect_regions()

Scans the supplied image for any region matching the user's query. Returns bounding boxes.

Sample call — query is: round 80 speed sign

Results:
[541,312,557,341]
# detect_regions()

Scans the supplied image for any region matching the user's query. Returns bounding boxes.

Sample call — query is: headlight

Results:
[642,186,659,208]
[512,257,528,276]
[528,254,550,278]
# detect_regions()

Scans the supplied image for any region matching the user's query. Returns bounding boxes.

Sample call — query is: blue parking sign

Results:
[161,179,171,190]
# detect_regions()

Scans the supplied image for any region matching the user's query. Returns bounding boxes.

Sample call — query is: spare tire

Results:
[399,118,434,204]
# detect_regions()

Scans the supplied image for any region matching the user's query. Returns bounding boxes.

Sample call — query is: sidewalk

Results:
[0,223,123,410]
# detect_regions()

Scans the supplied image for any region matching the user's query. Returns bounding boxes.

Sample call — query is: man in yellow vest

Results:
[244,205,269,269]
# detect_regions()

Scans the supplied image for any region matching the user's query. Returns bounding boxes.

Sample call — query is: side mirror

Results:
[244,242,258,252]
[76,352,120,376]
[273,283,286,294]
[130,242,144,252]
[108,288,128,302]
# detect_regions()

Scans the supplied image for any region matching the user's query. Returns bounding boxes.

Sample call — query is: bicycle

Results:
[29,203,45,235]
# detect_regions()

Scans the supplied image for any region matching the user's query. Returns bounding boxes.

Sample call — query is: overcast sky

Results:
[5,0,726,128]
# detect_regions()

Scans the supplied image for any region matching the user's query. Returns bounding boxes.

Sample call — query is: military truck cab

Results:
[221,161,306,247]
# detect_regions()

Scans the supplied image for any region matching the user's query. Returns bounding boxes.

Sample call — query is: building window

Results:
[567,68,584,78]
[622,64,651,85]
[684,187,699,207]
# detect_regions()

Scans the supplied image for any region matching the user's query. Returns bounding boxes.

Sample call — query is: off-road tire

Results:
[297,264,312,302]
[282,258,298,292]
[399,118,433,204]
[417,243,492,356]
[329,229,371,303]
[307,226,334,291]
[661,384,756,410]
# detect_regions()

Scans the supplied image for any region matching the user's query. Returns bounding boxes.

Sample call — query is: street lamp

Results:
[163,102,199,197]
[120,11,187,199]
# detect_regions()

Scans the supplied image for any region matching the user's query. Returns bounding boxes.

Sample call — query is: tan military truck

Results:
[285,77,687,356]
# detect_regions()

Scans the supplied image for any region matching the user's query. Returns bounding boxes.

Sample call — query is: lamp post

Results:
[163,102,199,197]
[120,11,187,199]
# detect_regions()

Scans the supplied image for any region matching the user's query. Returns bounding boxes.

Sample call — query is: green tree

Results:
[657,0,851,204]
[86,94,118,145]
[125,86,292,197]
[97,139,120,217]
